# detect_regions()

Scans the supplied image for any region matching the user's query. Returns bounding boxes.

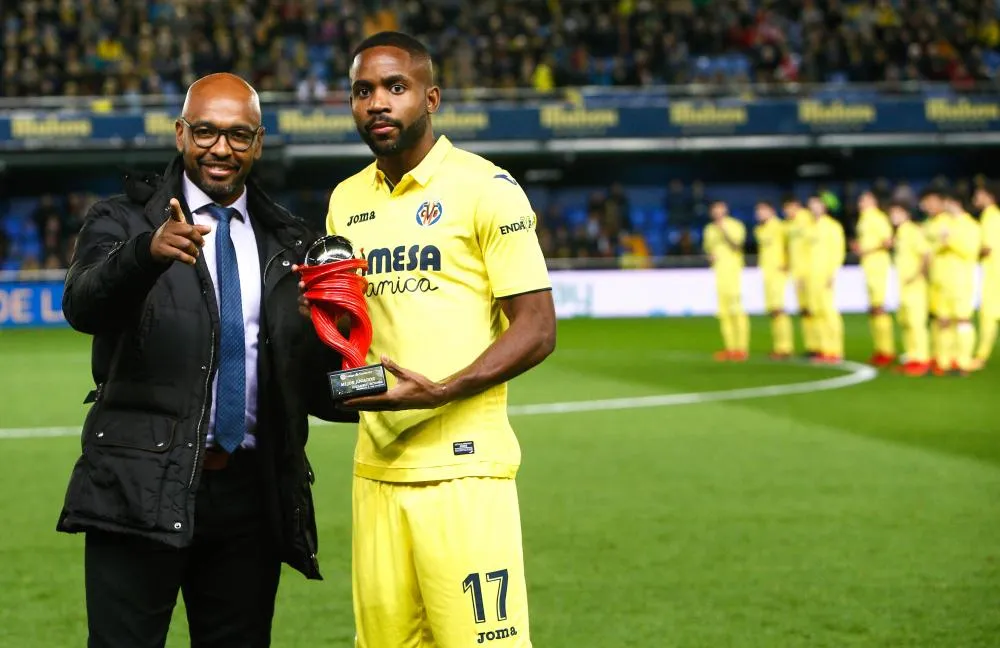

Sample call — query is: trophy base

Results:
[328,364,388,400]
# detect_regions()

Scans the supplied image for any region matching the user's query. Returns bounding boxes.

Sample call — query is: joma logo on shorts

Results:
[477,627,518,643]
[347,211,375,226]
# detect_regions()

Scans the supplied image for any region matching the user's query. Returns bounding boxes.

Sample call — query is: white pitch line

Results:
[506,360,876,416]
[0,360,876,439]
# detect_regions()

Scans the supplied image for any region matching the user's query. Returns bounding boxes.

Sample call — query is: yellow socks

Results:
[772,313,794,355]
[802,315,819,354]
[935,323,956,370]
[976,312,997,362]
[830,312,844,358]
[735,313,750,354]
[720,315,736,351]
[872,313,895,357]
[957,321,976,371]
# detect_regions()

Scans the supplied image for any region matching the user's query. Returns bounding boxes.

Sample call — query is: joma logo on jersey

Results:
[362,245,441,276]
[477,627,518,643]
[346,211,375,226]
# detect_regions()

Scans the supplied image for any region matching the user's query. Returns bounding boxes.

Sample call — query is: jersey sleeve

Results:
[828,221,846,272]
[732,220,747,247]
[984,213,1000,251]
[474,171,551,298]
[952,219,981,261]
[702,225,714,254]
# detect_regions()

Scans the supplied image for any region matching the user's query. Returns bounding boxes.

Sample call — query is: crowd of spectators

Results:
[2,0,998,100]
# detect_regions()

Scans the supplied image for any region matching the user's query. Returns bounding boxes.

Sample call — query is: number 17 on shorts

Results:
[463,569,523,644]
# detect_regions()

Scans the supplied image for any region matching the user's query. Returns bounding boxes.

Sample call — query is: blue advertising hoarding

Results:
[0,280,66,328]
[0,97,997,149]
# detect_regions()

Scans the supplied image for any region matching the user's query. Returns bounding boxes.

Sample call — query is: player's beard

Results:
[361,112,429,157]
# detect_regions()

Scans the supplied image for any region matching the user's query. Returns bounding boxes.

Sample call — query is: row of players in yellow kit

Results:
[703,195,845,362]
[704,185,1000,374]
[854,185,999,376]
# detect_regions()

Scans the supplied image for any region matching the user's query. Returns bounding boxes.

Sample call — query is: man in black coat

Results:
[56,73,354,647]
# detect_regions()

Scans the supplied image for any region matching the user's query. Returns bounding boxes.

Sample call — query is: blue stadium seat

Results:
[648,207,668,228]
[565,207,587,228]
[645,231,668,256]
[628,186,668,209]
[629,208,647,229]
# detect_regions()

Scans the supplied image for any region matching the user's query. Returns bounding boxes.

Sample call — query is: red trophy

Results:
[297,235,387,400]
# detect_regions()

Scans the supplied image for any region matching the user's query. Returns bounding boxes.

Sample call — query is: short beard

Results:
[183,156,248,204]
[361,112,429,157]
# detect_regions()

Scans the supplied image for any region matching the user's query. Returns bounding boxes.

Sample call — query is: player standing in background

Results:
[972,183,1000,369]
[783,196,819,358]
[888,202,932,376]
[852,190,895,367]
[704,200,749,361]
[920,189,949,370]
[806,195,846,363]
[940,192,981,374]
[754,201,794,358]
[319,32,556,647]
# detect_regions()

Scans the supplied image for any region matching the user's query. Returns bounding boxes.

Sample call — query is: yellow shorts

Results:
[935,278,975,320]
[864,267,888,309]
[982,275,999,320]
[807,277,835,317]
[352,475,531,648]
[762,270,788,313]
[714,271,743,317]
[929,282,941,318]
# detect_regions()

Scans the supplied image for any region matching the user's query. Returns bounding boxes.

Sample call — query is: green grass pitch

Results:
[0,315,998,647]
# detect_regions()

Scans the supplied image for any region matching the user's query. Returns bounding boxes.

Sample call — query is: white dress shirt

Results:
[182,174,261,449]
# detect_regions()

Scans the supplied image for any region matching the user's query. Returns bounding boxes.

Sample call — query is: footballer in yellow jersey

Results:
[888,202,932,376]
[851,191,895,366]
[919,189,949,368]
[924,190,981,374]
[783,196,820,357]
[704,200,749,361]
[754,201,794,358]
[318,33,555,648]
[806,196,846,362]
[973,184,1000,368]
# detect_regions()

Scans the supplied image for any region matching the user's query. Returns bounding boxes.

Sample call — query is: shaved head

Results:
[181,73,261,123]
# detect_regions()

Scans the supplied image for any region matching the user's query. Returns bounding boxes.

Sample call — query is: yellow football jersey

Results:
[894,220,930,284]
[982,204,1000,278]
[325,136,551,483]
[929,212,981,281]
[787,208,814,279]
[809,215,845,279]
[857,207,893,270]
[703,216,746,272]
[754,217,787,271]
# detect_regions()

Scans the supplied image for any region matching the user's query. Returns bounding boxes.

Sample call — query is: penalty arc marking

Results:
[0,359,877,440]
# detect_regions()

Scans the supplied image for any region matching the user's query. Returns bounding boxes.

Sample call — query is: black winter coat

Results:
[56,156,355,579]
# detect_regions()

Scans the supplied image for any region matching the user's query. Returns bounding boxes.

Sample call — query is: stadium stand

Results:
[2,0,998,98]
[1,1,999,269]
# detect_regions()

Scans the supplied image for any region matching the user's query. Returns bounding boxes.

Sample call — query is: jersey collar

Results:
[371,135,453,190]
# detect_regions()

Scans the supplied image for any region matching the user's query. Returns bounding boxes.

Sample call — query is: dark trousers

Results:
[84,449,281,648]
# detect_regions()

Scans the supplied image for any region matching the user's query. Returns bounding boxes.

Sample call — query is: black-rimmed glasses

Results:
[179,118,261,152]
